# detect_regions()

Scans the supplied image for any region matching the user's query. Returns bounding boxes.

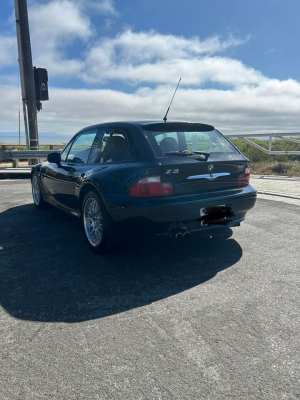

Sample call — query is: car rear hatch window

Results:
[142,123,249,194]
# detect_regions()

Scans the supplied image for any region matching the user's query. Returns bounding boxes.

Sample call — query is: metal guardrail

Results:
[1,132,300,163]
[226,132,300,155]
[0,149,56,162]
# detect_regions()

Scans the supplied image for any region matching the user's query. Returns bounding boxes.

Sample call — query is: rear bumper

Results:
[105,185,257,234]
[156,217,245,237]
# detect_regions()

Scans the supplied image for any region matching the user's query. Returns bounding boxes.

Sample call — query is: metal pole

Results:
[16,16,29,150]
[268,135,272,153]
[22,99,30,149]
[18,111,20,150]
[14,0,39,163]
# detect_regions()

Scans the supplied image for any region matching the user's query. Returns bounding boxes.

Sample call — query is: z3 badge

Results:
[165,169,179,174]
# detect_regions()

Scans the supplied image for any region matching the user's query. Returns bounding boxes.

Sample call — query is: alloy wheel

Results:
[83,197,104,247]
[32,175,41,205]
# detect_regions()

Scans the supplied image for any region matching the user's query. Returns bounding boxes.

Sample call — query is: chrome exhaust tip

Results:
[183,231,191,238]
[171,227,191,239]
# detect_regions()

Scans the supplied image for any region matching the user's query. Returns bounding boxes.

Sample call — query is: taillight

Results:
[237,167,250,186]
[129,176,173,197]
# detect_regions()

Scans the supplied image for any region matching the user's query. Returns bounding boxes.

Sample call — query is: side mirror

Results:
[47,152,61,164]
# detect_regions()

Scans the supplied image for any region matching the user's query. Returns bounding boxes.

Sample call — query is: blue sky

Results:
[113,0,300,81]
[0,0,300,140]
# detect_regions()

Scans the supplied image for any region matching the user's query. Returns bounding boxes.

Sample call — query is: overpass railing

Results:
[1,132,300,167]
[226,132,300,155]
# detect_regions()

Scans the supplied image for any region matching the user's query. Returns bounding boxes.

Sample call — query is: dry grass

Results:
[0,161,30,167]
[250,161,300,177]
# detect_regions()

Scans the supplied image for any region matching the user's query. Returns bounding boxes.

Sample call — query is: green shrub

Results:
[230,138,300,163]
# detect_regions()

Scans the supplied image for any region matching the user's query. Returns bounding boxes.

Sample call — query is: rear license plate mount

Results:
[199,205,234,226]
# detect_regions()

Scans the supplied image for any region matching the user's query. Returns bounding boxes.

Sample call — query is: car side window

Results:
[60,141,73,162]
[66,131,97,164]
[88,129,131,163]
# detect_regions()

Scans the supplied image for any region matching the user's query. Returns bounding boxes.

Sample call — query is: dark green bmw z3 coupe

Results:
[31,121,257,253]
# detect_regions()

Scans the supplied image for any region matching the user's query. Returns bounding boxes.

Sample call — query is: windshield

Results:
[144,129,240,158]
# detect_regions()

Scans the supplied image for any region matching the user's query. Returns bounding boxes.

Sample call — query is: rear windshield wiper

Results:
[192,151,211,160]
[163,150,210,160]
[163,151,193,156]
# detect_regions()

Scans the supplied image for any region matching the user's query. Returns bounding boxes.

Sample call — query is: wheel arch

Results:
[78,183,108,215]
[31,165,42,181]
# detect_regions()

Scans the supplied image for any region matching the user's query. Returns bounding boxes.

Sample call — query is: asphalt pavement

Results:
[0,180,299,399]
[251,175,300,200]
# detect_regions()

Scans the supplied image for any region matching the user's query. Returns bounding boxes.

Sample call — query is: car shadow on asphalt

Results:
[0,203,243,323]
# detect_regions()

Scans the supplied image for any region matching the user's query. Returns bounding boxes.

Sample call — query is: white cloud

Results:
[81,30,255,87]
[103,18,115,30]
[1,81,300,137]
[84,54,263,87]
[82,0,118,16]
[30,0,93,41]
[0,35,17,68]
[91,30,249,63]
[267,48,281,54]
[27,0,93,77]
[24,0,118,77]
[1,2,252,87]
[1,0,300,138]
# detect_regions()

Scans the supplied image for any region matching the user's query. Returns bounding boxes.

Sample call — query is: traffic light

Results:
[34,67,49,111]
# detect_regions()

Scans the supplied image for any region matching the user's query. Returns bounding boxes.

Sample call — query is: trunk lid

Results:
[160,155,248,195]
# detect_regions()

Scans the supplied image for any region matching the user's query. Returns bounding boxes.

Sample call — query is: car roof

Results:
[78,120,215,133]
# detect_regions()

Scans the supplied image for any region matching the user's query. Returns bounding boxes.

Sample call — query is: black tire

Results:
[82,191,119,254]
[31,172,48,209]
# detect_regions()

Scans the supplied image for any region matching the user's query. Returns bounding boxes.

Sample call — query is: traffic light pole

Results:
[14,0,39,157]
[22,99,30,149]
